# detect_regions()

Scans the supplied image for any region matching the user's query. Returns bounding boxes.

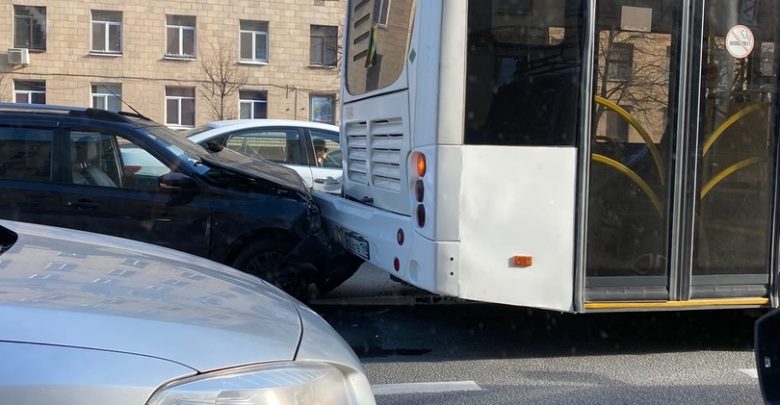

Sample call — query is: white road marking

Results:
[739,368,758,379]
[372,381,482,396]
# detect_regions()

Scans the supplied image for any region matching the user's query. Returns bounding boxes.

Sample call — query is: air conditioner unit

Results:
[8,48,30,66]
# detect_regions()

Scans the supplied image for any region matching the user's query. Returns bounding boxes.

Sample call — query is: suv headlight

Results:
[148,362,354,405]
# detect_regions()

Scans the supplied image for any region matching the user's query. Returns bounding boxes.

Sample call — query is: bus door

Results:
[584,0,779,308]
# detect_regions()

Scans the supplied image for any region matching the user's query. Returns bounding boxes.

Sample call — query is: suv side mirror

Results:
[159,172,197,193]
[756,309,780,404]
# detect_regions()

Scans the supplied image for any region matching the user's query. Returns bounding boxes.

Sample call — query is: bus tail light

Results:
[411,151,428,230]
[393,257,400,272]
[415,179,424,202]
[416,153,427,177]
[416,204,426,227]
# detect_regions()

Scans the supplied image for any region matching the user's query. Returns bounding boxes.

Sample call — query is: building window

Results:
[607,43,634,82]
[606,109,630,142]
[373,0,391,26]
[310,94,336,124]
[310,25,338,67]
[14,80,46,104]
[239,90,268,119]
[14,6,46,50]
[92,84,122,112]
[91,10,122,54]
[240,20,269,63]
[165,87,196,128]
[166,15,196,58]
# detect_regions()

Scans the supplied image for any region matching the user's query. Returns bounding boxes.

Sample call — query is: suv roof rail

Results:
[0,102,147,124]
[0,102,86,114]
[117,110,152,122]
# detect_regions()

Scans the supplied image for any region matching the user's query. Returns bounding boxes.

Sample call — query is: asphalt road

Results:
[313,265,765,404]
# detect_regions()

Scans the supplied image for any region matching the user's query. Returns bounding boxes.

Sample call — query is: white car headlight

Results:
[147,362,355,405]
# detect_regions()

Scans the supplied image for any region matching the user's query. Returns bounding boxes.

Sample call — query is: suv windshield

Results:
[141,125,212,171]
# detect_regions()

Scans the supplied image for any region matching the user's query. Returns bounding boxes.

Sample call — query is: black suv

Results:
[0,103,358,298]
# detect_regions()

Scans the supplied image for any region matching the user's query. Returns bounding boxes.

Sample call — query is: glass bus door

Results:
[584,0,779,306]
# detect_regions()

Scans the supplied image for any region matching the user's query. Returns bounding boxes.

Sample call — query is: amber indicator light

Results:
[512,256,533,268]
[416,154,427,177]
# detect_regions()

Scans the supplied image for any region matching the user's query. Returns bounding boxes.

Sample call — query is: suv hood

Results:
[202,149,309,195]
[0,221,303,372]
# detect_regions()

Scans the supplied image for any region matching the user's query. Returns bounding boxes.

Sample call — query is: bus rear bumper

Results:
[313,192,460,297]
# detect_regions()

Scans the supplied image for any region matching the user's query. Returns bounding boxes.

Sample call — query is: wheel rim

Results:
[244,251,302,291]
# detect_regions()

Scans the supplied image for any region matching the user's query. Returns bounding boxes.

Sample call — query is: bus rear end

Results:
[316,0,464,300]
[319,0,780,313]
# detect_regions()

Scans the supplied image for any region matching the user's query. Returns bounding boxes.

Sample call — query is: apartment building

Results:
[0,1,344,128]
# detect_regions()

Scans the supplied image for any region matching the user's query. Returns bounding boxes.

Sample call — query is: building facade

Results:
[0,0,344,128]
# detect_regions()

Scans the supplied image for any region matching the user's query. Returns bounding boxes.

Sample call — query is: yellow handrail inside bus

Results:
[703,102,770,156]
[591,153,663,215]
[594,96,666,185]
[700,156,764,199]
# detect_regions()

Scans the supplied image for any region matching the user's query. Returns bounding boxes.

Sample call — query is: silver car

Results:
[0,220,375,405]
[187,120,343,194]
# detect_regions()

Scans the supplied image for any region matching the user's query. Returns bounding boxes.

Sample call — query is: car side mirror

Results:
[159,172,197,193]
[756,309,780,404]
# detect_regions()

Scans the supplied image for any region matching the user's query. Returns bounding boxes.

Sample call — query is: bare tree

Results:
[199,38,247,121]
[595,30,672,133]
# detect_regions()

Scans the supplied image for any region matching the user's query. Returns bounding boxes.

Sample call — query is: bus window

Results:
[464,0,585,146]
[345,0,416,95]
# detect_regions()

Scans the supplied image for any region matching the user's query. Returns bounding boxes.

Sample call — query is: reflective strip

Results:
[585,297,769,310]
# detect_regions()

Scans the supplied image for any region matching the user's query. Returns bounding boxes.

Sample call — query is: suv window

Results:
[69,131,170,191]
[0,127,53,182]
[225,129,304,165]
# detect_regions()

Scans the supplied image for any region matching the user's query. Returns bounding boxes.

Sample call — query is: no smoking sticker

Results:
[726,25,755,59]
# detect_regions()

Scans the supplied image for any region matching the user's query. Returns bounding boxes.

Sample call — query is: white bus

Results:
[315,0,780,312]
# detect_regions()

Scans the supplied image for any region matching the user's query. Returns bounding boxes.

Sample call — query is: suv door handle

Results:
[314,177,341,185]
[67,199,100,211]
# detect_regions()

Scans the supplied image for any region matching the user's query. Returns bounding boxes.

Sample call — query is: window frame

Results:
[165,16,197,59]
[238,90,268,119]
[373,0,391,27]
[90,10,122,55]
[13,80,46,104]
[309,94,336,124]
[309,25,338,67]
[606,42,635,83]
[91,83,122,112]
[239,20,269,64]
[165,87,196,129]
[13,5,47,51]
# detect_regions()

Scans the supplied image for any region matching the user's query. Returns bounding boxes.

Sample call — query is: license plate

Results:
[344,231,370,260]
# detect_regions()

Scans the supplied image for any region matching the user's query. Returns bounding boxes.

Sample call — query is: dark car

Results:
[0,103,359,298]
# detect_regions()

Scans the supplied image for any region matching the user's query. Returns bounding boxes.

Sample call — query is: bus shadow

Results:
[314,303,761,361]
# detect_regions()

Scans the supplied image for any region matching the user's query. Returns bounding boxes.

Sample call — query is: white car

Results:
[0,220,375,405]
[188,120,343,194]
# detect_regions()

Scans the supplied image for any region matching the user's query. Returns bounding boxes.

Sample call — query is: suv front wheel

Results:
[232,239,318,300]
